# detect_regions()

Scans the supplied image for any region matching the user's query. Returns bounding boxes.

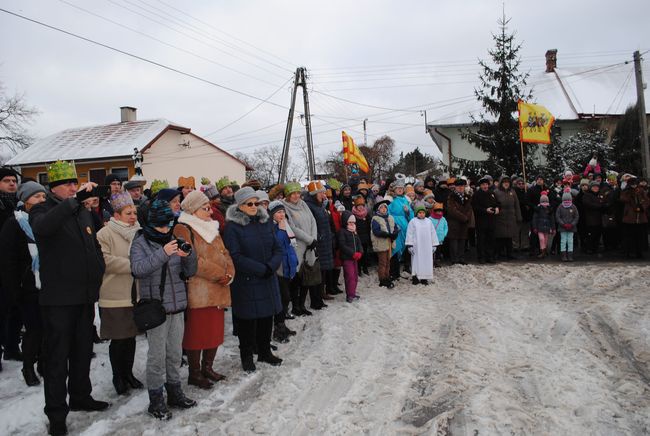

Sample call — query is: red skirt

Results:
[182,307,224,350]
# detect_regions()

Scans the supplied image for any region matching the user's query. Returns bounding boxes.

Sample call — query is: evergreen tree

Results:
[388,147,437,177]
[611,105,644,175]
[462,14,535,178]
[543,129,613,178]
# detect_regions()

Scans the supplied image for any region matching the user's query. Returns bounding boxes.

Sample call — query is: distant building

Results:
[7,106,250,186]
[427,49,650,173]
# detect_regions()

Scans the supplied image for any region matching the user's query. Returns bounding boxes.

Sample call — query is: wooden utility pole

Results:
[634,50,650,179]
[278,67,316,183]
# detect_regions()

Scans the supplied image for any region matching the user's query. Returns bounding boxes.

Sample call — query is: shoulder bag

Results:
[132,262,168,332]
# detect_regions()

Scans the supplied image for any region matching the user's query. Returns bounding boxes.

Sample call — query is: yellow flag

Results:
[518,100,555,144]
[342,131,370,173]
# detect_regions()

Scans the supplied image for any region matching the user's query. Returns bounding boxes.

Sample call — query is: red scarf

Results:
[352,205,368,220]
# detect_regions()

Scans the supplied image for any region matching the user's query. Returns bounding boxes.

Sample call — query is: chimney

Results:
[120,106,137,123]
[545,49,557,73]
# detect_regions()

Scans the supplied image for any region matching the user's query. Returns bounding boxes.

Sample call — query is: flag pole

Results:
[520,139,528,192]
[344,163,349,182]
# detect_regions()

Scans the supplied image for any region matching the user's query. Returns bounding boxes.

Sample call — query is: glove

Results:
[352,252,362,261]
[407,245,415,255]
[563,223,572,230]
[307,239,318,250]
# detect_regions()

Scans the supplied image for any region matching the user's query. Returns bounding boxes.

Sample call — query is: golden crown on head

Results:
[46,160,78,184]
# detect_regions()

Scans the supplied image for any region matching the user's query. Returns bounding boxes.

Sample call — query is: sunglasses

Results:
[244,201,261,207]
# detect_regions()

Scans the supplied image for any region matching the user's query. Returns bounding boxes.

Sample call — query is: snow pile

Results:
[0,263,649,435]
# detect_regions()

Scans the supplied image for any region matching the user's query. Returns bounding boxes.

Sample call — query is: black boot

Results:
[22,364,40,387]
[122,338,143,389]
[298,287,312,316]
[109,340,129,395]
[258,352,283,366]
[240,348,256,372]
[273,323,290,344]
[412,276,419,285]
[147,388,172,420]
[309,286,326,310]
[386,280,395,289]
[48,419,68,436]
[69,397,110,411]
[332,269,344,294]
[165,382,196,409]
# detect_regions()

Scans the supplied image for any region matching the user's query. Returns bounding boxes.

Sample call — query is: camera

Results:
[175,237,192,254]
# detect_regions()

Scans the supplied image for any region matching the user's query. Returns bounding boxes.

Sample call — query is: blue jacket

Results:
[274,223,298,279]
[223,205,282,320]
[304,194,334,270]
[388,195,413,257]
[429,216,449,243]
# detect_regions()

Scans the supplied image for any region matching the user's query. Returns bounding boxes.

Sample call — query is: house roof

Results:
[427,62,647,128]
[6,118,250,169]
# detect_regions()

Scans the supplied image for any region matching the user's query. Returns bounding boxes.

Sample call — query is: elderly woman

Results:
[173,191,234,389]
[493,176,522,260]
[130,200,198,420]
[223,187,283,372]
[96,192,142,395]
[282,182,318,316]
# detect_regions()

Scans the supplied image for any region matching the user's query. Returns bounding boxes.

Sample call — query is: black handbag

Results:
[299,248,321,286]
[132,263,168,332]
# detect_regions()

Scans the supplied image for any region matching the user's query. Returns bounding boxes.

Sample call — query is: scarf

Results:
[143,224,173,246]
[431,211,444,219]
[453,190,465,205]
[178,212,219,243]
[562,200,573,208]
[352,205,368,220]
[14,210,41,289]
[107,217,141,243]
[0,191,17,210]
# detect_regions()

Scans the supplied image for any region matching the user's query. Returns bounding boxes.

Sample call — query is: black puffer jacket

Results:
[304,194,334,270]
[0,213,39,306]
[30,193,106,306]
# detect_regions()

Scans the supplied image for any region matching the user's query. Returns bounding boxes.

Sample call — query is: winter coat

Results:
[434,187,450,209]
[130,230,197,313]
[388,194,414,257]
[97,219,140,308]
[494,187,522,239]
[353,211,371,246]
[283,198,317,269]
[555,204,579,233]
[514,187,533,222]
[532,205,556,234]
[0,213,39,306]
[581,190,607,227]
[619,188,650,224]
[30,194,106,306]
[446,191,473,240]
[472,188,500,230]
[337,212,364,261]
[173,219,234,309]
[304,194,334,270]
[429,216,448,244]
[274,223,298,279]
[222,205,282,320]
[371,213,397,253]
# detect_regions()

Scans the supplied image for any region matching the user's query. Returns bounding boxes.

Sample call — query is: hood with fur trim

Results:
[226,203,269,226]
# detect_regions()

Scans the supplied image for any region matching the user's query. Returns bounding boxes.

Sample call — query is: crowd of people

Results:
[0,157,648,435]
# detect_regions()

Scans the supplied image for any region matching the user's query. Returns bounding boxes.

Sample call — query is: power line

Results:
[0,7,290,109]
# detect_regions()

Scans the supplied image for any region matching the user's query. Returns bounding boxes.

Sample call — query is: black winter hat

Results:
[454,178,467,186]
[373,199,391,212]
[104,173,121,186]
[0,167,18,181]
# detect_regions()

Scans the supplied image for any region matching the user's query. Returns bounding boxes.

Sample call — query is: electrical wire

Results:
[0,7,290,109]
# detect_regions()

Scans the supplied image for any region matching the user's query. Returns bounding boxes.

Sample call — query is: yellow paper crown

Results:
[46,160,77,184]
[150,179,169,195]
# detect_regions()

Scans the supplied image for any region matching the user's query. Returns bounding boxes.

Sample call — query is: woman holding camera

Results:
[173,191,234,389]
[130,199,197,420]
[223,187,283,372]
[96,192,142,396]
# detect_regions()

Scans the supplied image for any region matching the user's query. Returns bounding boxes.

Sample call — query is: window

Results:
[38,173,48,185]
[110,167,129,182]
[89,168,106,185]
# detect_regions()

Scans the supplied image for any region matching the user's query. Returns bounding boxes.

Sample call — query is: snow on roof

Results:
[428,62,646,128]
[7,118,185,166]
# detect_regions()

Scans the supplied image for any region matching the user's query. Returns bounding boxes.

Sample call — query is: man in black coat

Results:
[29,161,109,436]
[472,177,500,263]
[513,177,532,251]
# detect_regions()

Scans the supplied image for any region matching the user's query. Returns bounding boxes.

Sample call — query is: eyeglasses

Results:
[244,201,261,207]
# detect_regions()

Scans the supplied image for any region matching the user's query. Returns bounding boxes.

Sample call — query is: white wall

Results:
[142,130,246,188]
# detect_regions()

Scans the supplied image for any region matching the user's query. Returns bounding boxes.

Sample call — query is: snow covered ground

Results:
[1,262,649,435]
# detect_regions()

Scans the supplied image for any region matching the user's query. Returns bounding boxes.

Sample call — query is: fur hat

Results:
[234,186,258,205]
[454,178,467,187]
[268,184,285,200]
[177,176,195,189]
[148,199,174,227]
[109,191,134,212]
[242,179,262,191]
[181,190,209,214]
[307,181,325,195]
[268,200,285,216]
[17,181,46,203]
[405,185,415,194]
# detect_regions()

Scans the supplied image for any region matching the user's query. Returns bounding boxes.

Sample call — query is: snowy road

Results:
[1,263,649,435]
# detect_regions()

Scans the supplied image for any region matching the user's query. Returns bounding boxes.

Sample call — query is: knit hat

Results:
[562,192,572,202]
[181,190,209,214]
[148,199,174,227]
[341,210,355,224]
[149,179,169,195]
[234,186,258,205]
[177,176,196,189]
[46,160,78,188]
[284,182,302,196]
[579,178,589,187]
[269,200,285,216]
[414,204,427,214]
[335,200,346,212]
[268,184,285,200]
[104,173,121,186]
[17,181,46,203]
[157,188,181,203]
[201,184,219,200]
[353,195,365,206]
[307,181,325,195]
[413,180,424,188]
[405,185,415,194]
[256,190,270,203]
[109,191,134,212]
[373,199,390,212]
[540,193,549,204]
[423,193,435,202]
[0,167,18,181]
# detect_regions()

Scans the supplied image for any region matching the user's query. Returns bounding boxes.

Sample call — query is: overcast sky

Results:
[1,0,649,167]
